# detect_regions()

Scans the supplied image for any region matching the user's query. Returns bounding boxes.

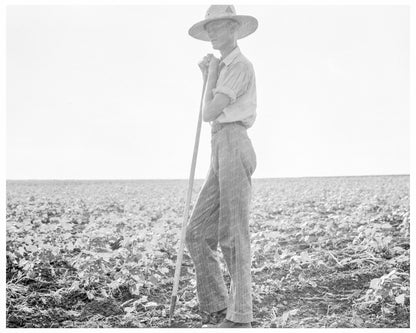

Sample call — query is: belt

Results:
[211,121,246,134]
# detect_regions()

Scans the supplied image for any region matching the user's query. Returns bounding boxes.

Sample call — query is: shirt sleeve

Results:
[212,62,252,104]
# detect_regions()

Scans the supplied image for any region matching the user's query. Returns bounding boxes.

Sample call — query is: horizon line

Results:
[5,173,410,181]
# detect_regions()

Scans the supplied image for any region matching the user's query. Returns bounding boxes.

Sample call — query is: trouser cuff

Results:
[226,310,253,323]
[199,299,228,314]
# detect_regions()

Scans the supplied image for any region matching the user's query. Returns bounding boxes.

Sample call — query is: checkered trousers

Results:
[185,122,256,323]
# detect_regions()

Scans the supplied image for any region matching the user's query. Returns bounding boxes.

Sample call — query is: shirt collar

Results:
[220,46,241,67]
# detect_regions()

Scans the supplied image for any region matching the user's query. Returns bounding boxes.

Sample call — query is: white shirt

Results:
[212,46,257,128]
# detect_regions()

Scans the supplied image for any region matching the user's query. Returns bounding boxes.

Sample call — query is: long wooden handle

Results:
[169,75,208,325]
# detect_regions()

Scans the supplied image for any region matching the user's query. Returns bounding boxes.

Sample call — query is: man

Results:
[185,5,258,328]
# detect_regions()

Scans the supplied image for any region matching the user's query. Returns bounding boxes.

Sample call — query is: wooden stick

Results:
[169,74,208,326]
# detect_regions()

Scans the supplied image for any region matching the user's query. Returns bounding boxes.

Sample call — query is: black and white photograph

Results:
[3,0,413,330]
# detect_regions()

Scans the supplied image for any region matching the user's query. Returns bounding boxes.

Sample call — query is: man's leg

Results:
[185,165,228,313]
[217,126,256,324]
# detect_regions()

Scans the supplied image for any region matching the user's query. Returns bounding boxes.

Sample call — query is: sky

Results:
[6,3,410,179]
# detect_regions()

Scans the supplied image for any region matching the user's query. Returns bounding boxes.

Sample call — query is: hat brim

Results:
[188,15,258,41]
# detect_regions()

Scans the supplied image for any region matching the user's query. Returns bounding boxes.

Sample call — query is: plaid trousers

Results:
[185,122,256,323]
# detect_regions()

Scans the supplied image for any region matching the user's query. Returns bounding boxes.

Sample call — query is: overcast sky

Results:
[6,4,409,179]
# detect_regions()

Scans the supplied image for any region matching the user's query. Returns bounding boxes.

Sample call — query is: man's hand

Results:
[198,54,219,80]
[207,56,219,76]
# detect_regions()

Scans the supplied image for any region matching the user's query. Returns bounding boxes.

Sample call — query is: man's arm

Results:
[201,57,231,122]
[203,93,230,122]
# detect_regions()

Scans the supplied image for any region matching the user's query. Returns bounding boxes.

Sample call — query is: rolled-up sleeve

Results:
[212,62,252,104]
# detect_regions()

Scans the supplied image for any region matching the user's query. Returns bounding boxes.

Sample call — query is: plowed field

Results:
[6,175,410,328]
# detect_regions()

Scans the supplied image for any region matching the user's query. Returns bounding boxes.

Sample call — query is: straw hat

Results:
[188,5,258,41]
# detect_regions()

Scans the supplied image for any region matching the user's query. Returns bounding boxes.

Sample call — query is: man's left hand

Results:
[207,56,220,76]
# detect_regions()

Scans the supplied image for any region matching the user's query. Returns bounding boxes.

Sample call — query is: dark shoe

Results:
[201,308,227,327]
[217,319,252,328]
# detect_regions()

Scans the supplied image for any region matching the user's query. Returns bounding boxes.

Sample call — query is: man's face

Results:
[205,19,238,50]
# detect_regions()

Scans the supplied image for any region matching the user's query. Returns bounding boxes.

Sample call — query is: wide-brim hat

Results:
[188,5,258,41]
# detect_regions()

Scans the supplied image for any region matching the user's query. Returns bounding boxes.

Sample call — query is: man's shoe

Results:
[217,319,252,328]
[201,308,227,327]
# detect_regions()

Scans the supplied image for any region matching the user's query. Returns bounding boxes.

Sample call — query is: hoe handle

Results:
[169,74,208,325]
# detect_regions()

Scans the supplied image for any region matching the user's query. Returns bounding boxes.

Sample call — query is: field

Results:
[6,175,410,328]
